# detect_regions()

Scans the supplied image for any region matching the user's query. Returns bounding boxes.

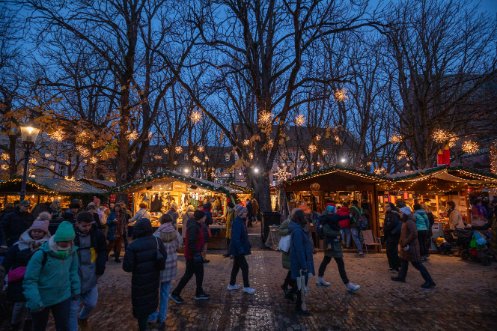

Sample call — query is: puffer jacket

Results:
[0,208,35,247]
[154,223,182,283]
[23,238,80,311]
[123,220,167,319]
[2,230,50,302]
[414,209,429,231]
[228,216,251,256]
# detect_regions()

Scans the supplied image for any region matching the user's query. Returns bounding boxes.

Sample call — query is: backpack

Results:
[358,215,369,230]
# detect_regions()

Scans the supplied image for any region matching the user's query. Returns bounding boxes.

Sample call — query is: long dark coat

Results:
[399,217,421,263]
[123,220,167,319]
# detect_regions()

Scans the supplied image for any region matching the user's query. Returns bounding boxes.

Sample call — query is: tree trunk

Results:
[8,134,17,179]
[253,173,271,213]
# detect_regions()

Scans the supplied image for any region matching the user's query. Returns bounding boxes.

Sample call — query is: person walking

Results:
[181,205,195,241]
[413,204,430,261]
[316,206,361,292]
[107,204,128,262]
[278,215,295,301]
[2,217,50,330]
[0,200,35,247]
[288,209,314,316]
[123,218,167,331]
[148,214,182,330]
[349,200,365,257]
[245,199,253,228]
[251,198,260,224]
[223,202,235,258]
[383,203,402,271]
[23,221,80,331]
[130,203,152,223]
[391,214,436,289]
[170,210,209,303]
[69,212,107,331]
[337,203,351,248]
[227,205,255,294]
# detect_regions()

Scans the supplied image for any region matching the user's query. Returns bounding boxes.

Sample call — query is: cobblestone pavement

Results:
[86,248,497,331]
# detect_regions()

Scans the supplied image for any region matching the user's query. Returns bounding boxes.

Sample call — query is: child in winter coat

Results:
[148,214,182,329]
[23,221,80,331]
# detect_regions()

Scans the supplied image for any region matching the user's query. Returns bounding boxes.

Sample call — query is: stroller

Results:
[455,228,491,266]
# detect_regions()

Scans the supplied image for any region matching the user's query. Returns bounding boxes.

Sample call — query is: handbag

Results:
[154,237,166,271]
[278,234,291,253]
[7,266,26,283]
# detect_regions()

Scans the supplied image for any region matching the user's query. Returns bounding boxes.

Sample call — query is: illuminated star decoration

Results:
[127,130,139,141]
[190,110,202,124]
[334,88,348,102]
[308,144,317,154]
[295,114,305,126]
[258,111,273,126]
[432,129,458,147]
[462,140,479,154]
[50,129,65,142]
[390,134,403,144]
[175,146,183,154]
[197,145,205,153]
[276,166,291,182]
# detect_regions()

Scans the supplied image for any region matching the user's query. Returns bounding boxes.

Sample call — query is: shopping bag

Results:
[278,235,291,253]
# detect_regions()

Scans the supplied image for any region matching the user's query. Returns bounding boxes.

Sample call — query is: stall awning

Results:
[115,170,231,195]
[284,166,386,192]
[0,178,107,195]
[78,178,116,190]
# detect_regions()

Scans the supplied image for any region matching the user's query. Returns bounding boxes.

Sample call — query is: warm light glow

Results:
[340,157,347,163]
[20,125,41,144]
[334,88,348,102]
[295,114,305,126]
[197,145,205,153]
[190,111,202,124]
[374,167,386,175]
[258,110,273,126]
[397,150,408,160]
[253,167,260,174]
[163,148,169,154]
[242,139,250,146]
[1,153,9,161]
[192,156,201,163]
[390,134,403,144]
[462,140,479,154]
[308,144,317,154]
[175,146,183,154]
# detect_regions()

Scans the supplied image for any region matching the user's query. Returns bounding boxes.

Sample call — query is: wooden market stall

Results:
[0,177,107,212]
[381,166,497,231]
[115,170,232,249]
[283,166,387,244]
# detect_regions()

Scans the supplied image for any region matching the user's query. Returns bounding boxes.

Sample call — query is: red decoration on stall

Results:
[437,145,451,166]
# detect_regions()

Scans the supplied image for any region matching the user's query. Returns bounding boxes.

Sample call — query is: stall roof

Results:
[387,166,497,185]
[78,178,116,189]
[0,178,107,195]
[225,183,253,194]
[284,166,386,192]
[115,170,231,195]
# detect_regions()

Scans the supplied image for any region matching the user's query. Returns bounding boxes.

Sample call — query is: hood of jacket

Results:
[16,230,50,251]
[288,220,304,234]
[133,219,153,238]
[155,223,177,242]
[42,237,77,259]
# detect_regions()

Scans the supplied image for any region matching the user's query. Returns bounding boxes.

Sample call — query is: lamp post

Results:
[19,125,40,201]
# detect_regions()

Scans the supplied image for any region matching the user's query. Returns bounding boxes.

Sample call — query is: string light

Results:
[49,129,65,142]
[197,146,205,153]
[295,114,305,126]
[334,88,348,102]
[308,144,317,154]
[76,146,90,158]
[190,111,202,124]
[397,150,408,160]
[242,139,250,146]
[461,140,479,154]
[1,164,8,170]
[258,110,273,126]
[390,134,403,144]
[175,146,183,154]
[90,157,98,164]
[163,148,169,154]
[127,130,139,141]
[315,135,321,142]
[1,153,9,161]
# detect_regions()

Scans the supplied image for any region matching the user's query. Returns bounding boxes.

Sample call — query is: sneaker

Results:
[243,287,256,294]
[194,292,210,300]
[316,278,331,287]
[346,282,360,293]
[227,284,241,291]
[169,293,184,304]
[421,281,436,289]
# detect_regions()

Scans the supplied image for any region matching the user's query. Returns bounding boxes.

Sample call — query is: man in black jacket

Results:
[69,211,107,330]
[0,200,34,247]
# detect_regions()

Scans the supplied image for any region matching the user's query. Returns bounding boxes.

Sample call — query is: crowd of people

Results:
[1,195,495,329]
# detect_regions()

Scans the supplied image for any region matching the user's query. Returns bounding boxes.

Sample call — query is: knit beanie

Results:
[234,205,247,217]
[29,220,50,234]
[54,221,76,242]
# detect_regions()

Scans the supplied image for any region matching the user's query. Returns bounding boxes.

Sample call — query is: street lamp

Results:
[19,125,41,201]
[253,166,260,175]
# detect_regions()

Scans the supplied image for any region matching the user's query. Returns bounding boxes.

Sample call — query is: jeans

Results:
[398,259,434,283]
[317,256,350,284]
[148,281,171,324]
[31,298,71,331]
[69,285,98,330]
[386,237,400,269]
[341,228,351,247]
[172,259,204,296]
[230,255,250,287]
[418,230,429,257]
[350,228,363,253]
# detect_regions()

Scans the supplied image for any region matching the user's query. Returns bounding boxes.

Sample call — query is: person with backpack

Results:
[123,218,167,331]
[413,204,430,261]
[350,200,365,257]
[316,206,361,292]
[2,216,50,330]
[0,200,35,247]
[148,214,182,330]
[226,205,255,294]
[69,211,107,331]
[383,203,402,271]
[23,221,80,331]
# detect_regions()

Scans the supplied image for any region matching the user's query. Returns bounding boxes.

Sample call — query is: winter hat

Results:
[194,210,205,220]
[76,211,95,223]
[29,220,50,234]
[36,211,52,222]
[53,221,76,242]
[325,205,336,214]
[234,205,247,217]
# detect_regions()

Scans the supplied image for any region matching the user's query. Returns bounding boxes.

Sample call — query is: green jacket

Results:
[323,223,343,258]
[278,218,291,269]
[23,240,80,311]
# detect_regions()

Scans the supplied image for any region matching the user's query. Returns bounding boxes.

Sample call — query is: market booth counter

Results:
[0,177,107,212]
[283,166,387,250]
[115,170,232,249]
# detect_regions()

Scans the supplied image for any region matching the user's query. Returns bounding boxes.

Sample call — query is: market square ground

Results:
[75,249,497,331]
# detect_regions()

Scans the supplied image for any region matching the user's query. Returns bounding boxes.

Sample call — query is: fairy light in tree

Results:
[49,165,55,170]
[397,150,408,160]
[390,134,403,144]
[263,139,274,150]
[258,110,273,126]
[242,139,250,146]
[127,130,139,141]
[175,146,183,154]
[462,140,479,154]
[300,155,305,160]
[197,145,205,153]
[490,140,497,174]
[1,153,9,161]
[276,166,291,182]
[448,136,458,148]
[315,134,321,142]
[334,135,342,144]
[76,146,90,158]
[190,110,202,124]
[334,88,348,102]
[1,164,8,170]
[90,157,98,164]
[321,150,328,156]
[50,129,65,142]
[374,167,387,175]
[204,156,209,161]
[295,114,305,126]
[192,156,201,163]
[248,152,254,160]
[308,144,317,154]
[65,160,71,166]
